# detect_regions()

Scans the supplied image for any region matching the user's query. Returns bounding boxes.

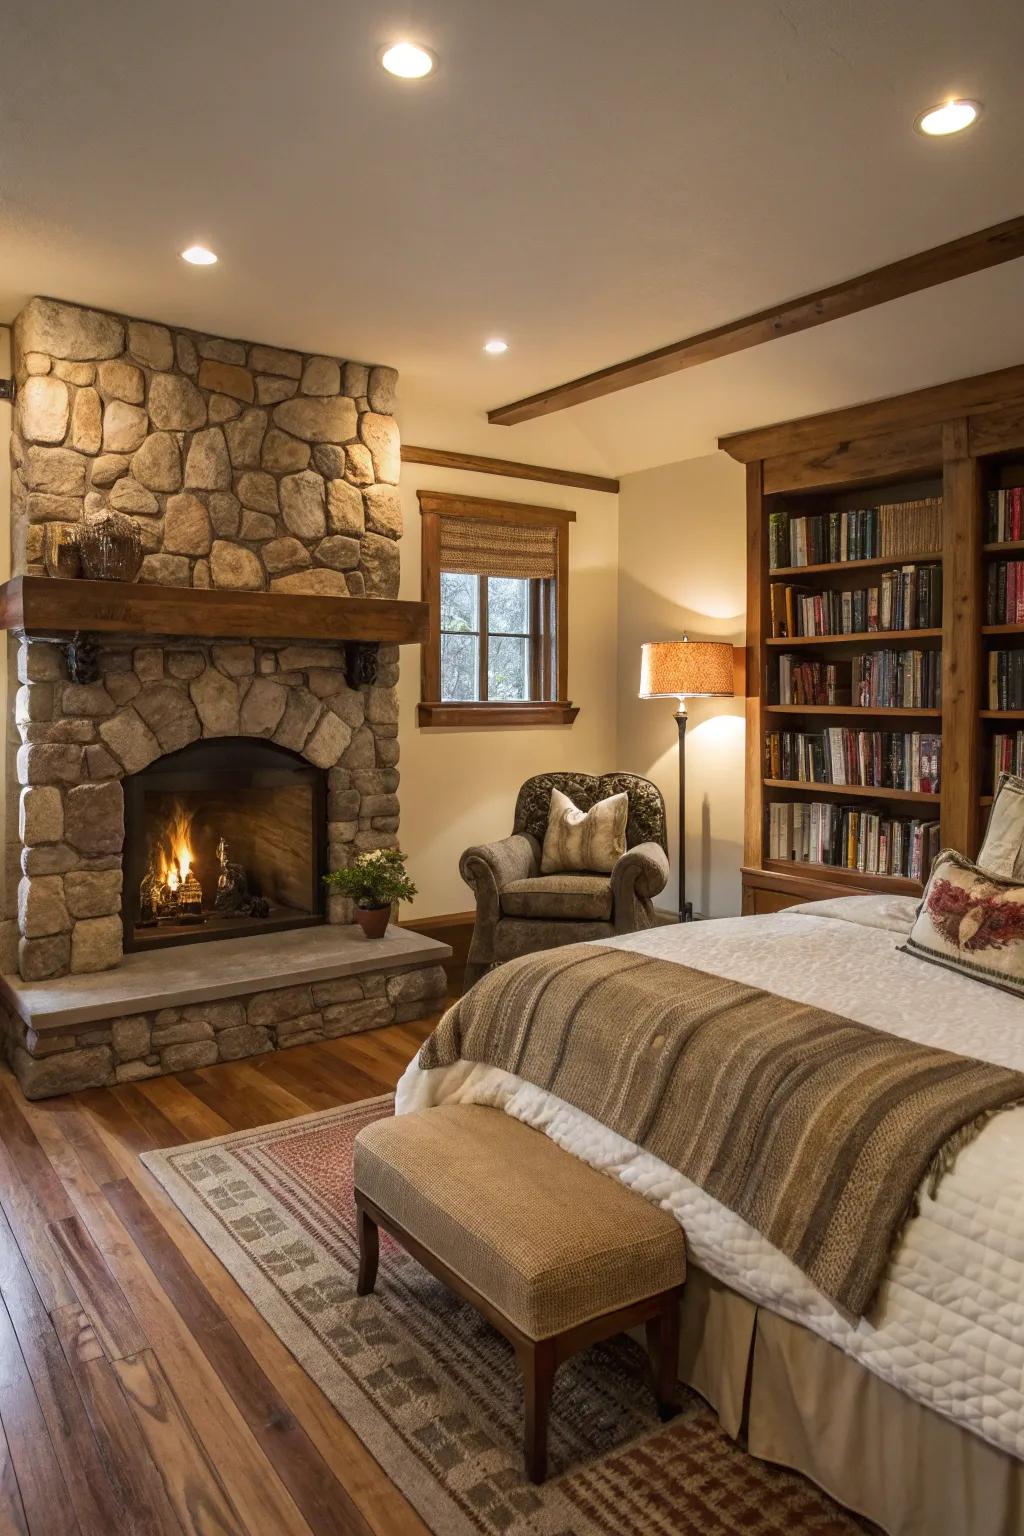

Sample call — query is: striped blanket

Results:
[419,944,1024,1314]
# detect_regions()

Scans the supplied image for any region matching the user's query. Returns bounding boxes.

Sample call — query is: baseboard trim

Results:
[400,911,475,935]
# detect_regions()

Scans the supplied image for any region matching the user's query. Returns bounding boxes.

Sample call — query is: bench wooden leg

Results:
[355,1199,379,1296]
[645,1293,681,1420]
[520,1338,557,1484]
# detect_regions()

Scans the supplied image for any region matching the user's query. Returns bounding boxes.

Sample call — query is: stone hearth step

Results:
[0,923,450,1098]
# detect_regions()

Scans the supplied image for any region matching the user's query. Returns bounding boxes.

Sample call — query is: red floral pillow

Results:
[903,849,1024,994]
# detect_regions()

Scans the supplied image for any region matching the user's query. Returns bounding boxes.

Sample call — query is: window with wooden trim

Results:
[418,491,578,727]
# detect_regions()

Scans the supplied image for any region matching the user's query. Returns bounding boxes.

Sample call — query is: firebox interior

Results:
[122,739,327,951]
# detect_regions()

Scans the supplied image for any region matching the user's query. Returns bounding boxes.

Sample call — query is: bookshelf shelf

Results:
[980,709,1024,719]
[761,859,922,895]
[763,779,940,803]
[768,552,941,578]
[765,704,941,717]
[983,540,1024,555]
[982,624,1024,636]
[766,628,941,648]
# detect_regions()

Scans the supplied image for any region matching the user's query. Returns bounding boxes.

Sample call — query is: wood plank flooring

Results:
[0,1013,442,1536]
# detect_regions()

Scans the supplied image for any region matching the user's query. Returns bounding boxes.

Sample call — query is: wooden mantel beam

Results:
[487,215,1024,427]
[0,577,429,646]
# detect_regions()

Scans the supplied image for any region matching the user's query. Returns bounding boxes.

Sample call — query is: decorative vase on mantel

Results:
[78,510,144,583]
[43,523,82,580]
[354,904,391,940]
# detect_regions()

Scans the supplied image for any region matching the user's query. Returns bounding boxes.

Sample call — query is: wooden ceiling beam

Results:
[487,215,1024,427]
[400,444,618,494]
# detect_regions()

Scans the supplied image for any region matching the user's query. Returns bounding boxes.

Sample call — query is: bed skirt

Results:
[672,1267,1023,1536]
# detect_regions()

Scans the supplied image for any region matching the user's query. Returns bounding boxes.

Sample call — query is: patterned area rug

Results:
[142,1096,871,1536]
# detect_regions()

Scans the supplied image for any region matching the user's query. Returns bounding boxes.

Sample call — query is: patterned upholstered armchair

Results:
[460,772,670,987]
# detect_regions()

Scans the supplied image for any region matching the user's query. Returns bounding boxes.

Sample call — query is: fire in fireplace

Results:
[123,740,327,951]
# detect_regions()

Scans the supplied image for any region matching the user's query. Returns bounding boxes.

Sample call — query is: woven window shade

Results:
[439,517,557,580]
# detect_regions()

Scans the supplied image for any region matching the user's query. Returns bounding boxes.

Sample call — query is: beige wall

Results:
[616,452,747,918]
[397,464,619,918]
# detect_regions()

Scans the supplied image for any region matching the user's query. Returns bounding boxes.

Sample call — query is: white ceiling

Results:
[2,0,1023,478]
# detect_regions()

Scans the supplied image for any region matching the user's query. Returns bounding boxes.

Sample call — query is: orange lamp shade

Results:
[639,638,734,699]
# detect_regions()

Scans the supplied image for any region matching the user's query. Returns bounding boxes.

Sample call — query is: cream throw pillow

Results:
[541,788,628,875]
[977,773,1024,880]
[902,848,1024,996]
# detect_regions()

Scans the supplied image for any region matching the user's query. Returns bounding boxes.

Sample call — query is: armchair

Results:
[460,772,669,987]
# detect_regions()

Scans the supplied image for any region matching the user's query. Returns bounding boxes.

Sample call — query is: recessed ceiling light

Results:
[180,244,218,266]
[915,99,980,136]
[483,339,509,355]
[381,42,434,79]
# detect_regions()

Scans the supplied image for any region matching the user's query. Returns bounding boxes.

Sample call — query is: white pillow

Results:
[977,773,1024,880]
[541,788,628,875]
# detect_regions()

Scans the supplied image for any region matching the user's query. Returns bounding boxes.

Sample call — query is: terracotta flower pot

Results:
[354,904,391,940]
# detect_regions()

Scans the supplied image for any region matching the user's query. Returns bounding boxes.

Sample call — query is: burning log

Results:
[144,802,207,926]
[138,810,271,929]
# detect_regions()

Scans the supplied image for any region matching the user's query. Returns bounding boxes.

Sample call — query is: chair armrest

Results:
[460,834,540,986]
[460,833,540,898]
[611,841,669,930]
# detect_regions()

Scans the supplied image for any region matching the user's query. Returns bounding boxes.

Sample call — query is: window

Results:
[418,491,577,726]
[439,573,552,703]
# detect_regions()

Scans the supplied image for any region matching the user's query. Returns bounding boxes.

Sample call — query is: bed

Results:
[397,895,1024,1536]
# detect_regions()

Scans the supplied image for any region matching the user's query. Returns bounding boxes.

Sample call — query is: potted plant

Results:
[324,849,418,939]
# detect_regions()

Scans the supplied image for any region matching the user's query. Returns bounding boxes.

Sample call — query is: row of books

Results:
[776,650,941,708]
[853,649,941,709]
[768,563,942,637]
[987,650,1024,711]
[767,801,940,881]
[985,487,1024,543]
[777,657,838,706]
[767,499,942,570]
[985,560,1024,625]
[765,730,941,792]
[992,732,1024,794]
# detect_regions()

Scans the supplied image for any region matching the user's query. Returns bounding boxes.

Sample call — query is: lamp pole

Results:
[675,700,692,922]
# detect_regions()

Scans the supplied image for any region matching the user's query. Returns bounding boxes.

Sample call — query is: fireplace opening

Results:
[122,739,327,952]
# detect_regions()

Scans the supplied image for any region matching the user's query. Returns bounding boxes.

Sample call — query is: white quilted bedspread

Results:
[397,897,1024,1461]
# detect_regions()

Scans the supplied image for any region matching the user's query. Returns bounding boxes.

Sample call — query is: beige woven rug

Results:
[142,1095,870,1536]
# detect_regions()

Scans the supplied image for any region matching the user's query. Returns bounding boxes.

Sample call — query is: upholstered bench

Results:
[353,1103,686,1482]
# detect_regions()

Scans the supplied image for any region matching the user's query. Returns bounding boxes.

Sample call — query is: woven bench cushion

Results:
[354,1104,685,1339]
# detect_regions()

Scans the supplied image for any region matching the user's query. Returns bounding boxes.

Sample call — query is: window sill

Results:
[417,700,579,728]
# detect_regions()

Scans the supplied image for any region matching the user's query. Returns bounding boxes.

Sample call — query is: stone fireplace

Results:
[13,631,387,979]
[0,298,448,1097]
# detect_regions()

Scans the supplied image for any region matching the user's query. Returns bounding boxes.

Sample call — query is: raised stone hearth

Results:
[0,924,449,1098]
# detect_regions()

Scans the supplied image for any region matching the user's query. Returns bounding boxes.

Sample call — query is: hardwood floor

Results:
[0,1012,445,1536]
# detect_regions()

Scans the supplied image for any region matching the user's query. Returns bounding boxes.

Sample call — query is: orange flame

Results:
[155,802,195,893]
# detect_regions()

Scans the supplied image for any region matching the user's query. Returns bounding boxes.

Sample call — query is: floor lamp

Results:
[639,636,735,922]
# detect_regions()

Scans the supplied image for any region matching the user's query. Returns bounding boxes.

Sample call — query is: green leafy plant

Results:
[323,848,418,909]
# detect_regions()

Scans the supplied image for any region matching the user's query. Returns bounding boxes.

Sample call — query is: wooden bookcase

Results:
[720,363,1024,914]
